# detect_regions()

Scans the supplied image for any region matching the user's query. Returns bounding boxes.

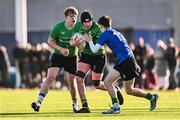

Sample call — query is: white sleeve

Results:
[88,40,101,53]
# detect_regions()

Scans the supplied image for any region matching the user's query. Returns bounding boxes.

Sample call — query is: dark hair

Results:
[64,6,78,16]
[81,10,93,23]
[98,15,112,28]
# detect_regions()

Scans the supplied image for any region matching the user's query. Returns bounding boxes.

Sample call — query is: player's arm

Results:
[83,34,101,53]
[70,37,81,46]
[48,23,69,56]
[89,41,101,53]
[48,36,60,50]
[48,36,69,56]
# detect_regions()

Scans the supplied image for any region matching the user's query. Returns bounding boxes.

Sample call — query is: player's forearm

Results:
[88,41,101,53]
[48,37,63,51]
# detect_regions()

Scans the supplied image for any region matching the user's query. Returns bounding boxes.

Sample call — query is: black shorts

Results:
[114,57,139,81]
[49,53,77,75]
[79,53,106,73]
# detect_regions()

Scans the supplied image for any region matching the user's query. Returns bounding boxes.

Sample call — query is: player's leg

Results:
[92,72,106,90]
[124,79,158,111]
[92,54,124,105]
[124,78,147,97]
[92,72,124,105]
[66,72,79,112]
[76,62,91,113]
[102,68,121,114]
[64,56,80,113]
[91,54,107,90]
[32,67,60,112]
[122,57,158,111]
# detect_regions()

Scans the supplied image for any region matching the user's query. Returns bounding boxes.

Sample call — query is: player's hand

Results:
[70,38,81,46]
[60,48,69,56]
[136,64,141,73]
[82,34,92,42]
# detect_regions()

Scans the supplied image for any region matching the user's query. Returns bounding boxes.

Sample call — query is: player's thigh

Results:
[123,79,135,91]
[46,67,60,79]
[104,68,121,84]
[66,72,76,81]
[78,62,90,73]
[92,71,103,80]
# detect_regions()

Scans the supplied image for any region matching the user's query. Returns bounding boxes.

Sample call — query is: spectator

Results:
[0,45,11,88]
[39,43,51,79]
[164,38,177,89]
[154,40,169,90]
[174,48,180,91]
[134,37,147,88]
[145,44,159,90]
[13,41,29,88]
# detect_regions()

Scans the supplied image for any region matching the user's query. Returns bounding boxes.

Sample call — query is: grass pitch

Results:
[0,89,180,120]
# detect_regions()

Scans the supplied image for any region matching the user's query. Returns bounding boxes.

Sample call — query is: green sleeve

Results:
[96,25,102,38]
[74,21,82,33]
[93,22,102,41]
[50,24,59,40]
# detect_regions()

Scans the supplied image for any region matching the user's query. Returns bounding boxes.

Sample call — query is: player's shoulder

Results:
[93,21,98,25]
[105,28,118,34]
[76,21,82,25]
[74,21,82,28]
[92,21,99,28]
[103,28,112,34]
[73,21,82,32]
[91,21,101,33]
[74,21,83,29]
[101,28,114,37]
[52,21,65,29]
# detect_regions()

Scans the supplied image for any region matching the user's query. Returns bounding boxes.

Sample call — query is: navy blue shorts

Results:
[114,57,139,81]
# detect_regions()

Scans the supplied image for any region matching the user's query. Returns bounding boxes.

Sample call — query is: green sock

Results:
[112,98,119,104]
[146,93,153,100]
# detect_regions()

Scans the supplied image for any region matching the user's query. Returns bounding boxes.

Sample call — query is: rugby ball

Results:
[72,32,83,41]
[72,33,86,50]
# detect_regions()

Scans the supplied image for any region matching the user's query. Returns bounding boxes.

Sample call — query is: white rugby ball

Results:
[72,33,86,50]
[72,32,83,41]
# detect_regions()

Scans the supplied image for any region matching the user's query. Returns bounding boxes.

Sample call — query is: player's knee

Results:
[68,79,75,86]
[93,80,100,87]
[75,71,86,79]
[104,79,110,86]
[76,79,85,87]
[125,87,133,95]
[46,76,56,83]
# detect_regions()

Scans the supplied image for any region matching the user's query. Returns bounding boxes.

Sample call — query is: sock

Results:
[81,99,88,108]
[72,98,77,105]
[36,93,45,104]
[146,93,153,100]
[112,98,119,104]
[113,103,120,109]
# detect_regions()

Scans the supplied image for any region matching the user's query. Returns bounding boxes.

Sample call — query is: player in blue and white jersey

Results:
[83,15,159,114]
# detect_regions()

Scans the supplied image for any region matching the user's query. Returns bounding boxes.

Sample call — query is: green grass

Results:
[0,89,180,120]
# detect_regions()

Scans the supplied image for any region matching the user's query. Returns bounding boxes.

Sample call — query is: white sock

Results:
[113,103,120,109]
[36,93,45,104]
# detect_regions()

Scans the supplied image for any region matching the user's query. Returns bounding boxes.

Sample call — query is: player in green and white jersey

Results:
[31,6,80,113]
[70,10,124,113]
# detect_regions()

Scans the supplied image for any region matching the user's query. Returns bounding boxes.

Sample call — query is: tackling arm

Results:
[88,41,101,53]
